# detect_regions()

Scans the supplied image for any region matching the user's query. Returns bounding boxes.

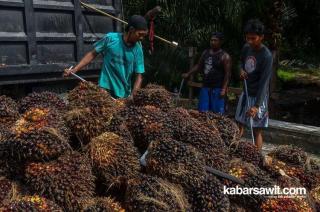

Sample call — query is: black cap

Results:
[211,32,224,40]
[244,19,265,35]
[126,15,148,31]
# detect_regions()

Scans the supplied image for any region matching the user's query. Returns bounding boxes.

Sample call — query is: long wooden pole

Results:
[79,1,178,47]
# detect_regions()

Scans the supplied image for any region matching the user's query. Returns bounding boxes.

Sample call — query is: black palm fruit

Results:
[25,152,95,211]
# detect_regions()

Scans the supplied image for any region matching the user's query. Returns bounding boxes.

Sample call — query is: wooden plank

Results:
[187,80,202,88]
[24,0,37,65]
[33,0,73,8]
[269,119,320,137]
[0,1,24,7]
[74,0,84,61]
[187,81,243,95]
[0,75,99,85]
[264,120,320,155]
[0,62,102,76]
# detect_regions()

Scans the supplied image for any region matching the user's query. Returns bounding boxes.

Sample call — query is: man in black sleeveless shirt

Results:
[182,32,231,114]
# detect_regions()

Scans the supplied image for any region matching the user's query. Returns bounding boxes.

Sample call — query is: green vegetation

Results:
[123,0,320,91]
[277,68,320,85]
[277,69,297,82]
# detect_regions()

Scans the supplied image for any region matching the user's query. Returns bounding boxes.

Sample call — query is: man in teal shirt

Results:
[64,15,148,98]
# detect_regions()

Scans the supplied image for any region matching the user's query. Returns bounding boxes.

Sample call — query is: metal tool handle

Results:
[175,78,185,105]
[244,79,255,145]
[205,166,245,185]
[67,66,86,82]
[66,66,118,102]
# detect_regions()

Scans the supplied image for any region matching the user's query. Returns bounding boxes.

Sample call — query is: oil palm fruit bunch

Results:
[0,177,20,207]
[228,160,275,188]
[67,82,116,110]
[145,138,206,189]
[132,84,174,111]
[4,107,71,161]
[226,161,249,186]
[106,111,134,143]
[275,175,302,189]
[226,159,275,210]
[125,175,190,211]
[264,156,320,190]
[206,152,231,173]
[188,175,230,212]
[0,159,25,180]
[229,140,264,167]
[87,132,140,191]
[294,169,320,191]
[143,84,164,89]
[65,106,114,145]
[0,128,11,158]
[190,111,240,146]
[19,91,66,113]
[263,156,293,178]
[0,131,23,179]
[25,152,95,211]
[188,110,222,134]
[125,105,173,152]
[0,95,19,129]
[260,197,313,212]
[310,186,320,211]
[6,128,71,162]
[0,128,11,142]
[13,107,69,139]
[0,96,19,117]
[168,108,227,160]
[1,195,63,212]
[208,113,240,146]
[80,197,124,212]
[268,145,309,166]
[229,203,247,212]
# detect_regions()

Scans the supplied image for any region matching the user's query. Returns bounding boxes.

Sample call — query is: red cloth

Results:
[149,17,155,53]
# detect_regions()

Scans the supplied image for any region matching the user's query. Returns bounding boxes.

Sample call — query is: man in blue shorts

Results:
[235,19,273,150]
[64,15,148,99]
[182,32,231,114]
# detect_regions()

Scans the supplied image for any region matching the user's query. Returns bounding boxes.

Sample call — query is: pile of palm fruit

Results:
[0,82,319,211]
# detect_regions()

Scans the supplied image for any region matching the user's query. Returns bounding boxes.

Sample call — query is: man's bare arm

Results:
[182,52,205,78]
[132,73,143,96]
[221,53,232,92]
[64,50,98,77]
[183,63,200,78]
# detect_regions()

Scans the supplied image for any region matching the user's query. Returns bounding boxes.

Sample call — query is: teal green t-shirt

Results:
[94,32,145,98]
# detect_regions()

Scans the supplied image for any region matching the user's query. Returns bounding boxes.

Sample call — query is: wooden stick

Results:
[80,1,178,47]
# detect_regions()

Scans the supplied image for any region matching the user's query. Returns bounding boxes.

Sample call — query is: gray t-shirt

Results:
[241,43,273,107]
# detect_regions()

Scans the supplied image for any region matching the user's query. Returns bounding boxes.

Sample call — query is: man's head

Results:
[244,19,265,49]
[210,32,224,50]
[125,15,148,43]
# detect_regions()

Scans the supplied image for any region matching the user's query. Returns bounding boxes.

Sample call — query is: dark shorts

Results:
[198,87,225,114]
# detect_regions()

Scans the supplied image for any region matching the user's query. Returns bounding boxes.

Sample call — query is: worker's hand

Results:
[100,88,109,95]
[240,69,248,80]
[246,106,259,118]
[127,95,134,103]
[63,67,77,77]
[129,90,138,102]
[182,73,190,79]
[220,88,226,98]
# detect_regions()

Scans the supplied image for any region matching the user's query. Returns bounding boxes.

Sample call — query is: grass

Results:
[277,69,297,82]
[277,68,320,83]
